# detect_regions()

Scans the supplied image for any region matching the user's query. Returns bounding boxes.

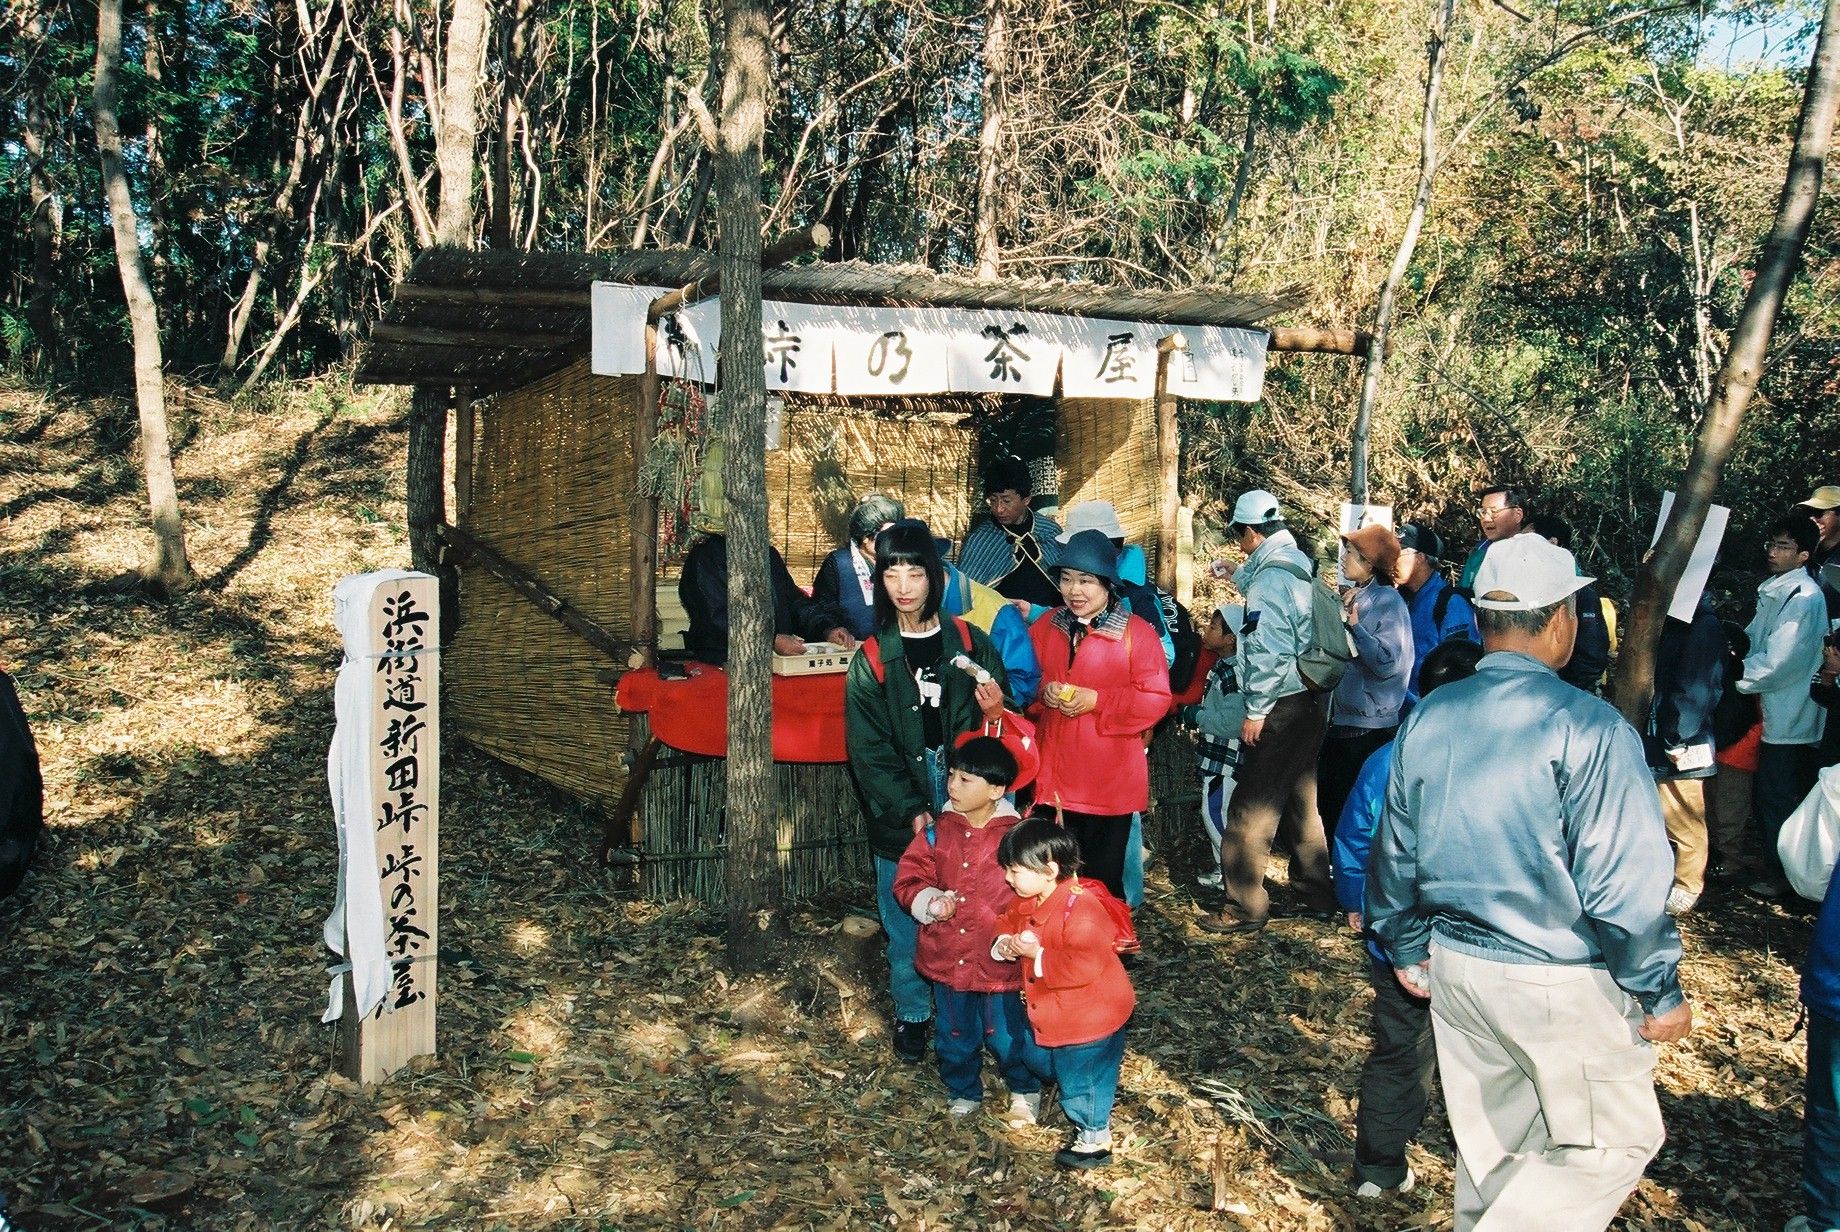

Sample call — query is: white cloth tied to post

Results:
[590,283,1269,402]
[322,569,439,1023]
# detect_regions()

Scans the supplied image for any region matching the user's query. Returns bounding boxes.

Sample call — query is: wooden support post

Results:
[631,324,661,676]
[1153,335,1185,594]
[1266,326,1373,357]
[435,522,635,661]
[1176,503,1195,608]
[598,734,663,863]
[453,386,475,525]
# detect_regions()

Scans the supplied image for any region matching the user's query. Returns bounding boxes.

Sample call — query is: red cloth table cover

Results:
[615,663,848,763]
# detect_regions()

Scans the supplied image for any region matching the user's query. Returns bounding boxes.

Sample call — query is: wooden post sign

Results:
[321,570,439,1084]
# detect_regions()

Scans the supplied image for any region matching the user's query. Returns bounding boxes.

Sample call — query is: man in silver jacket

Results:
[1367,532,1693,1230]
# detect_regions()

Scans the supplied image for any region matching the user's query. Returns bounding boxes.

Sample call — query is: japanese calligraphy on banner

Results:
[322,569,439,1085]
[589,282,1271,401]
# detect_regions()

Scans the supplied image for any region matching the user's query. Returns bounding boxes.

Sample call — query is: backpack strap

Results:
[1432,581,1454,631]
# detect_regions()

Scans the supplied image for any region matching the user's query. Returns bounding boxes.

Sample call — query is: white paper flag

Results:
[590,283,664,377]
[1650,493,1730,622]
[1169,326,1269,402]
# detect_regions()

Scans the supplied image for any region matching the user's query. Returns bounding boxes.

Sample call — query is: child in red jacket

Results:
[894,737,1049,1125]
[993,817,1136,1170]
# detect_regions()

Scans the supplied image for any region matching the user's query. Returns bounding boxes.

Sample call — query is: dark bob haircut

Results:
[996,816,1080,879]
[1419,637,1483,697]
[949,735,1018,789]
[872,518,945,629]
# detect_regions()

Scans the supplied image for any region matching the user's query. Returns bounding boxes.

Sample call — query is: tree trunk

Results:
[717,0,787,970]
[96,0,195,594]
[22,3,60,376]
[1614,0,1840,726]
[973,0,1009,279]
[436,0,492,246]
[1350,0,1455,505]
[408,0,492,578]
[142,0,170,310]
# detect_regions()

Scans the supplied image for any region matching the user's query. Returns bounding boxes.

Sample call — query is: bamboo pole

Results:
[434,521,634,661]
[1153,334,1185,593]
[453,386,475,524]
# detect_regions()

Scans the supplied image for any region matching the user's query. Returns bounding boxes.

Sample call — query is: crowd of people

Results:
[675,465,1839,1231]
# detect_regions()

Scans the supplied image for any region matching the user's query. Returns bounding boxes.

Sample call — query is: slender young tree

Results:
[1615,0,1840,725]
[973,0,1009,280]
[95,0,195,594]
[716,0,788,970]
[1349,0,1456,505]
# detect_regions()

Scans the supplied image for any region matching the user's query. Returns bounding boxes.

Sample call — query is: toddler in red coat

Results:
[894,737,1049,1125]
[993,817,1136,1169]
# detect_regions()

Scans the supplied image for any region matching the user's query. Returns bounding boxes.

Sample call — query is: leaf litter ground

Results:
[0,377,1818,1230]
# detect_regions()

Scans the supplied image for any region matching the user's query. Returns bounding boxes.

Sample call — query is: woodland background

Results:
[7,0,1840,579]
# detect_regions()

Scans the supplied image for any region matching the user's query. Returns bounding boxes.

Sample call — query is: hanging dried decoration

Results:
[639,371,711,564]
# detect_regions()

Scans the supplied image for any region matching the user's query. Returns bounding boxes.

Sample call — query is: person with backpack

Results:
[1395,523,1479,695]
[1318,523,1413,850]
[845,519,1015,1063]
[1025,529,1171,902]
[1199,489,1340,935]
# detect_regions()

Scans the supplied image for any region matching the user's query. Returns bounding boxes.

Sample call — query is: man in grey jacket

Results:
[1199,490,1334,933]
[1366,533,1692,1229]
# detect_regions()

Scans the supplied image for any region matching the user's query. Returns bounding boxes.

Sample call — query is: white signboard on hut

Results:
[322,570,439,1085]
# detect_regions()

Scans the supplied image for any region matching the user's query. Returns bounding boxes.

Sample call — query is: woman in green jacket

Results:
[846,518,1012,1062]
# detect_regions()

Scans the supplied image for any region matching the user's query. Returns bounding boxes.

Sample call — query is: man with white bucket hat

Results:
[1367,531,1692,1231]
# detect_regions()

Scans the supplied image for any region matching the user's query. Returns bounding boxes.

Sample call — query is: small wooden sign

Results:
[324,571,439,1085]
[770,643,853,676]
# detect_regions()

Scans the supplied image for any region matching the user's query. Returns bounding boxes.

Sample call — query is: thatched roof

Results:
[353,247,1316,392]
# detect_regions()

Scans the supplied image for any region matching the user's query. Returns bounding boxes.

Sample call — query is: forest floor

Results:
[0,375,1822,1231]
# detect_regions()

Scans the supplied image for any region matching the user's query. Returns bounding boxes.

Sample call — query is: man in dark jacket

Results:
[1646,591,1726,915]
[0,667,43,899]
[1525,515,1610,693]
[679,535,852,665]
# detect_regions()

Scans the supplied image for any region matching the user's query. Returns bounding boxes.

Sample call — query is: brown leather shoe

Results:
[1196,910,1267,935]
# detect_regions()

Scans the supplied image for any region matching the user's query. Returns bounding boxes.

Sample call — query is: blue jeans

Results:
[1807,1009,1840,1228]
[873,748,950,1025]
[875,856,932,1023]
[932,985,1047,1102]
[1123,811,1145,908]
[1047,1024,1128,1133]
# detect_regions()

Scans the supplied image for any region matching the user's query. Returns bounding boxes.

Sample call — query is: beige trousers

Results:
[1429,946,1665,1232]
[1657,778,1709,898]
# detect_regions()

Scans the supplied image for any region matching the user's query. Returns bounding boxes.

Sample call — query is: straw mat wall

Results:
[1056,396,1161,578]
[766,399,980,578]
[448,357,637,805]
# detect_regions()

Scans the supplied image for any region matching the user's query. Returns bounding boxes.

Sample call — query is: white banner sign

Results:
[590,282,1271,402]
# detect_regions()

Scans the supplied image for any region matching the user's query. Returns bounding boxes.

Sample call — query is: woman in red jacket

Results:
[1027,529,1172,899]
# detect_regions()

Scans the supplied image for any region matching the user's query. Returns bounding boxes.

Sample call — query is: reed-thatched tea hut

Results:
[355,242,1362,901]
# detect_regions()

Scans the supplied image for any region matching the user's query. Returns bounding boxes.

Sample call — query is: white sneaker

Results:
[947,1097,981,1118]
[1004,1092,1040,1126]
[1354,1166,1416,1199]
[1196,869,1224,889]
[1665,887,1698,916]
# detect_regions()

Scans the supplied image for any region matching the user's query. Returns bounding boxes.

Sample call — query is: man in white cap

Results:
[1800,484,1840,572]
[1198,489,1335,933]
[1366,532,1692,1232]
